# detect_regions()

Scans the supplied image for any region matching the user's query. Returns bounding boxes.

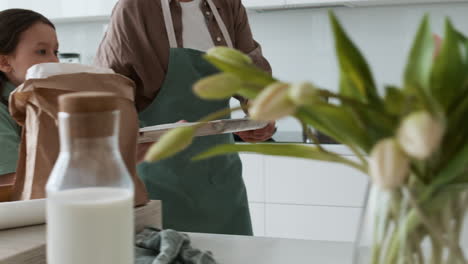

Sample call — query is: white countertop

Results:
[0,201,163,264]
[0,225,354,264]
[0,199,355,264]
[189,233,354,264]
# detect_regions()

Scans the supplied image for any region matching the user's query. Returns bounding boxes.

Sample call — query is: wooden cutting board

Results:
[0,200,161,264]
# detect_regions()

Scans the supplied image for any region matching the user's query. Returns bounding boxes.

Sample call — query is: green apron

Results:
[136,0,252,236]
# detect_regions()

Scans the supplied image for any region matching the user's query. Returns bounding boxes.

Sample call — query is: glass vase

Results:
[353,185,468,264]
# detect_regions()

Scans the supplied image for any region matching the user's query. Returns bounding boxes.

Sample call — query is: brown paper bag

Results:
[9,73,149,206]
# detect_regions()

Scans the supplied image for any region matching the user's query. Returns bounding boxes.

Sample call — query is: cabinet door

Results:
[285,0,468,7]
[58,0,117,18]
[240,154,265,203]
[242,0,286,9]
[285,0,350,5]
[1,0,61,19]
[265,156,368,207]
[83,0,118,17]
[249,203,265,236]
[266,204,361,241]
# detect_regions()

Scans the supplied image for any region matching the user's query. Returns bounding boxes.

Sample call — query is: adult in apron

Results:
[137,0,252,235]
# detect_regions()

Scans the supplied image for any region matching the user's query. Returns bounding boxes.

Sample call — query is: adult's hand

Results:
[234,121,276,143]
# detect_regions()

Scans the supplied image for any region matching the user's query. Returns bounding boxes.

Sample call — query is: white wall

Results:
[53,2,468,131]
[55,22,107,65]
[248,3,468,92]
[244,2,468,131]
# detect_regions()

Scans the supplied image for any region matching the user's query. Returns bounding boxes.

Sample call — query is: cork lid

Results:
[59,92,118,113]
[58,92,120,138]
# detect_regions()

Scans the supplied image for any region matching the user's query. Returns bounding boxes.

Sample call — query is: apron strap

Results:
[161,0,178,48]
[206,0,234,48]
[161,0,234,49]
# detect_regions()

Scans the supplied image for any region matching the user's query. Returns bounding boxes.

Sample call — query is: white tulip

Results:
[397,111,445,160]
[249,82,297,121]
[145,127,195,162]
[206,47,253,65]
[288,81,321,106]
[369,138,410,190]
[193,73,242,99]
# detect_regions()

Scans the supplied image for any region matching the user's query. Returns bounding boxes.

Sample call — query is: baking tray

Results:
[139,118,269,143]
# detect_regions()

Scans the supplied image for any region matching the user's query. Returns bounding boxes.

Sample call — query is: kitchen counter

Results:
[189,233,354,264]
[272,131,338,144]
[0,199,356,264]
[235,130,339,144]
[0,201,162,264]
[1,190,359,264]
[0,226,354,264]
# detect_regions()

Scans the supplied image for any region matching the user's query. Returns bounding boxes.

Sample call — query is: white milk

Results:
[47,188,134,264]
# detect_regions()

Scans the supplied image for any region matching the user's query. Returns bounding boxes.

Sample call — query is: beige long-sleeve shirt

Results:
[95,0,272,111]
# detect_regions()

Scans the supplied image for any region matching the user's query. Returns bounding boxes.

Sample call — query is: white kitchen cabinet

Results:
[284,0,468,8]
[249,203,266,236]
[58,0,117,19]
[245,0,468,10]
[0,0,117,21]
[344,0,468,7]
[285,0,354,6]
[240,147,368,241]
[242,0,286,9]
[264,156,368,207]
[1,0,61,19]
[265,204,361,242]
[240,154,265,203]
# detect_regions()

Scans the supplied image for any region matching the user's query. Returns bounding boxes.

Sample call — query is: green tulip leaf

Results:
[299,103,372,152]
[329,12,379,106]
[295,109,350,147]
[193,73,243,99]
[383,86,409,116]
[194,143,366,172]
[430,18,466,112]
[347,104,396,144]
[427,142,468,197]
[404,15,434,94]
[455,29,468,65]
[442,89,468,159]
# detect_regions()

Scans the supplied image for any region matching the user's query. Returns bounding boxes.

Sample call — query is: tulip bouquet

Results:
[146,12,468,264]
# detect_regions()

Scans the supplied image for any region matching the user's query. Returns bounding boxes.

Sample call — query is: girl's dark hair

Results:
[0,9,55,106]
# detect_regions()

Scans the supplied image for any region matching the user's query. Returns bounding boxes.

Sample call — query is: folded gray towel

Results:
[135,228,218,264]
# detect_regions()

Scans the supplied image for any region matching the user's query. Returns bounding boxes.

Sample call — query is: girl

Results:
[0,9,59,202]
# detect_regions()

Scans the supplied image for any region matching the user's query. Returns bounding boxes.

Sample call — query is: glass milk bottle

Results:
[46,92,134,264]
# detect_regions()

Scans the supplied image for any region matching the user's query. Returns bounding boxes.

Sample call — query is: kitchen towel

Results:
[135,227,218,264]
